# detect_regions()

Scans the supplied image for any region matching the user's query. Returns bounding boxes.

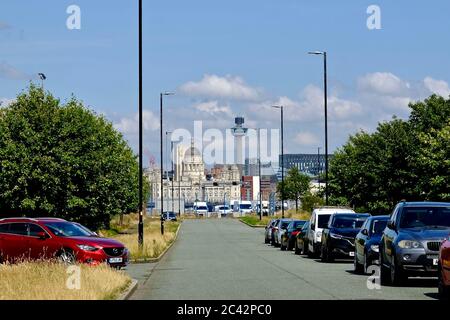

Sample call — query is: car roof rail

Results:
[35,217,66,221]
[315,206,353,210]
[0,217,38,222]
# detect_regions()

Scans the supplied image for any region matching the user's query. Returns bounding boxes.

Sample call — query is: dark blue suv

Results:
[380,201,450,285]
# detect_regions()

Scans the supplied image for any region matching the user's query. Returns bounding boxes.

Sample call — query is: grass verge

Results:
[101,215,180,261]
[240,210,312,227]
[0,261,131,300]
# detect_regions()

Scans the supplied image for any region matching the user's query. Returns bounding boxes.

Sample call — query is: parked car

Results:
[439,234,450,299]
[270,219,281,246]
[354,215,389,274]
[0,217,129,268]
[264,219,276,244]
[380,202,450,285]
[294,221,310,255]
[214,205,232,216]
[280,220,307,251]
[320,213,371,262]
[273,219,293,247]
[307,207,355,257]
[162,212,177,221]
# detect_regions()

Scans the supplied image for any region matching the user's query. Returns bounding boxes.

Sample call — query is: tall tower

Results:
[231,117,248,174]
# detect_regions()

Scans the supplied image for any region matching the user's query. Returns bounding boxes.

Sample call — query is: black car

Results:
[321,213,371,262]
[162,211,177,221]
[280,220,307,251]
[354,215,389,274]
[380,201,450,285]
[294,221,310,255]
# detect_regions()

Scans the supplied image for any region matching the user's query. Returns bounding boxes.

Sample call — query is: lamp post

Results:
[272,106,284,218]
[308,51,329,205]
[38,73,46,90]
[317,147,321,192]
[138,0,143,247]
[258,128,262,221]
[160,92,174,235]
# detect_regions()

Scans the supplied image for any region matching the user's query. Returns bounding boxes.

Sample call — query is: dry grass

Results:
[0,261,131,300]
[101,215,180,261]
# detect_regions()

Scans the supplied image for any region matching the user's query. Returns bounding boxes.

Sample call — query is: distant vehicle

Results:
[0,217,129,268]
[162,212,177,221]
[354,215,389,274]
[280,220,307,251]
[194,201,208,217]
[294,221,310,255]
[320,213,370,262]
[264,219,277,244]
[307,207,355,257]
[214,205,232,216]
[270,219,281,246]
[380,202,450,286]
[439,234,450,298]
[273,219,293,247]
[238,201,253,215]
[255,201,270,215]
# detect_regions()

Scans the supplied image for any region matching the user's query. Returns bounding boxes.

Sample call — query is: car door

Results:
[308,213,315,251]
[2,223,29,261]
[27,223,59,259]
[356,220,369,262]
[382,206,400,265]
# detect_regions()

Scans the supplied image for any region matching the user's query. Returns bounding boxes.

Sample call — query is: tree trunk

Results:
[295,193,299,213]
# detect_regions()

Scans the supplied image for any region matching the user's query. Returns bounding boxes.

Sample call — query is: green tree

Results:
[277,167,311,212]
[0,85,147,229]
[327,94,450,214]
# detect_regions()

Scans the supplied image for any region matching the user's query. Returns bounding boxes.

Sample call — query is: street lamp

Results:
[38,73,46,90]
[272,105,284,218]
[258,128,262,221]
[160,92,174,235]
[138,0,143,247]
[308,50,329,205]
[317,147,321,192]
[165,131,172,214]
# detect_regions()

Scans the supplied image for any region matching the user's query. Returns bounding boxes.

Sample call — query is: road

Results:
[127,218,439,300]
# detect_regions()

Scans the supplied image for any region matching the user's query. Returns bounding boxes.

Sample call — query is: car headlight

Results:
[398,240,422,249]
[330,233,343,239]
[370,244,379,252]
[77,244,100,252]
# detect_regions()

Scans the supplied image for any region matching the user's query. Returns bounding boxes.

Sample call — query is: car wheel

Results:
[390,256,407,286]
[286,240,292,251]
[280,240,286,251]
[379,250,390,286]
[57,249,76,264]
[294,241,301,255]
[363,254,370,274]
[354,254,364,274]
[264,236,269,244]
[302,241,308,255]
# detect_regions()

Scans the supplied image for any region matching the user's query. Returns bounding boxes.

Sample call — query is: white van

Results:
[194,201,208,217]
[238,201,253,216]
[307,207,355,257]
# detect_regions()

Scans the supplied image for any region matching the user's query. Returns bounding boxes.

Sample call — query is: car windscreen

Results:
[292,221,306,229]
[332,216,367,229]
[44,222,93,237]
[197,206,208,210]
[372,219,388,234]
[318,214,331,228]
[240,204,252,209]
[399,207,450,228]
[280,221,291,228]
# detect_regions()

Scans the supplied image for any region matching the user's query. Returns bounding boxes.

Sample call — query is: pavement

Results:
[126,218,439,300]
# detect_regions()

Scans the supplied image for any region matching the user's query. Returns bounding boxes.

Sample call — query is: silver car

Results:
[273,219,293,247]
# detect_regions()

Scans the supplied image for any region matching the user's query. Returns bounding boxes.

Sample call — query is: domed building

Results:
[148,138,241,214]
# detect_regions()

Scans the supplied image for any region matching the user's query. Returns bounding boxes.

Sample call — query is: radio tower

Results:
[231,117,248,174]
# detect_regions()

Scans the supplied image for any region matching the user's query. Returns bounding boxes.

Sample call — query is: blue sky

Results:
[1,1,450,164]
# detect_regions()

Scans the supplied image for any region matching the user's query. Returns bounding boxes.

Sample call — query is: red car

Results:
[439,235,450,298]
[0,217,129,268]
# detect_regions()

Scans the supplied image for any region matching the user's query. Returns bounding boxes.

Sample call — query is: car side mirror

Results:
[361,229,369,236]
[37,231,47,240]
[387,221,395,230]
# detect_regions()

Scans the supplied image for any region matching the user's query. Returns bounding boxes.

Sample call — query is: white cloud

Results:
[0,98,14,107]
[179,74,262,101]
[294,132,320,146]
[358,72,410,96]
[114,110,159,134]
[423,77,450,97]
[194,100,232,116]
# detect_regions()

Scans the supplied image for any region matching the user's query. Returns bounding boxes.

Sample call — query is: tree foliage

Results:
[277,167,311,212]
[0,85,148,229]
[328,94,450,213]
